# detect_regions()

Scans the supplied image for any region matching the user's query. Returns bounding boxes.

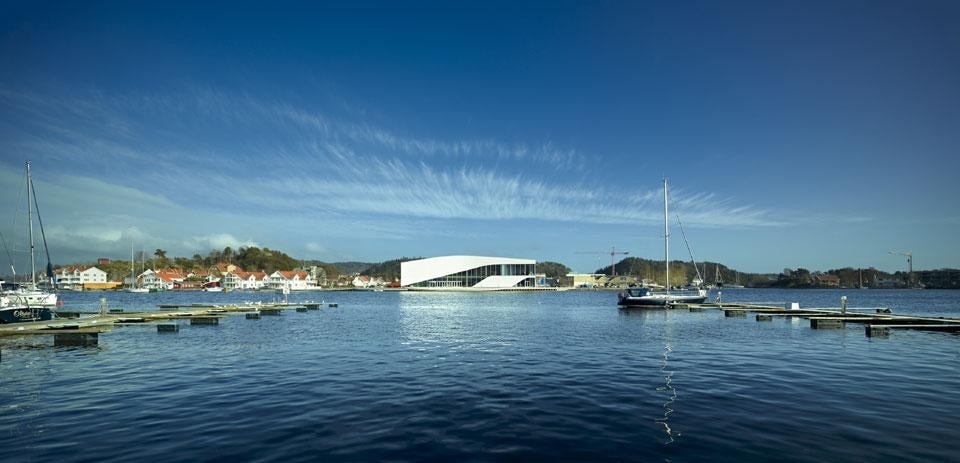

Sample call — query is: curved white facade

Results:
[401,256,536,288]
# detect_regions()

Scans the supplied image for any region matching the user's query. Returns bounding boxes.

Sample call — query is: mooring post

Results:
[841,295,847,314]
[99,297,108,315]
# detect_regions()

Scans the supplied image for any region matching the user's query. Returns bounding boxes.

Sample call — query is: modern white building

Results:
[400,256,538,289]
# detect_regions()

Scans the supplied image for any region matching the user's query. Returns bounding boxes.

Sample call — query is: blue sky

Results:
[1,0,957,274]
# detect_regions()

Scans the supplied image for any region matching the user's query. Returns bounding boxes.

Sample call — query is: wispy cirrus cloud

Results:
[0,84,786,267]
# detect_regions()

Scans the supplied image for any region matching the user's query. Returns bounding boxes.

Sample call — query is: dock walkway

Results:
[0,301,334,342]
[675,302,960,337]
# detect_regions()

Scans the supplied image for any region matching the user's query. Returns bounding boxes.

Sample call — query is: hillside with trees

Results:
[360,257,422,282]
[59,246,303,282]
[537,261,571,278]
[49,248,959,290]
[596,257,724,287]
[601,257,960,289]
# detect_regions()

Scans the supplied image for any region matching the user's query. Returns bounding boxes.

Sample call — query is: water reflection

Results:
[656,341,679,444]
[616,307,683,444]
[396,292,518,352]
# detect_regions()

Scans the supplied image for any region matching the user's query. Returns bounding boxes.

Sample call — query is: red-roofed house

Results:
[140,269,185,291]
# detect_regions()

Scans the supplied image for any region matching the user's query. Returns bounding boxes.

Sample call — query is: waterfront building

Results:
[268,270,319,290]
[812,273,841,287]
[400,256,537,289]
[563,273,606,288]
[352,275,384,288]
[222,271,269,290]
[54,266,108,290]
[139,269,183,290]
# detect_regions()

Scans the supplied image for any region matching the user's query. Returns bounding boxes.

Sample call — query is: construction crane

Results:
[889,250,913,286]
[576,246,629,276]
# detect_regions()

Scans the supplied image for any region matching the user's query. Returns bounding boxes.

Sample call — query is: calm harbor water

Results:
[2,289,959,462]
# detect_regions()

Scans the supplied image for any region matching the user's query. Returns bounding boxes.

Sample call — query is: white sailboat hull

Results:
[1,288,58,307]
[618,287,708,307]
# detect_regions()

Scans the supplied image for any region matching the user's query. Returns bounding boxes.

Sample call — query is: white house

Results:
[223,271,269,290]
[352,275,384,288]
[139,269,183,290]
[55,266,108,289]
[268,271,318,290]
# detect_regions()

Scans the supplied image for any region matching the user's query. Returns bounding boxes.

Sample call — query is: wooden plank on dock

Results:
[810,318,844,329]
[856,318,960,326]
[868,324,960,333]
[45,323,81,330]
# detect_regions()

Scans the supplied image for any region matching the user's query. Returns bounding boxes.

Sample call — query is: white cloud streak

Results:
[0,85,786,263]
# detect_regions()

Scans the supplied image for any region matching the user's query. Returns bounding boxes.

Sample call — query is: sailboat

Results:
[1,161,56,323]
[724,271,745,289]
[618,179,708,307]
[125,242,149,293]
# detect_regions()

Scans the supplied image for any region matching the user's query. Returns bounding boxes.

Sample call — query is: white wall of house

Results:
[244,275,267,290]
[81,267,107,283]
[223,272,268,290]
[269,271,318,290]
[55,266,107,287]
[139,270,175,290]
[352,276,384,288]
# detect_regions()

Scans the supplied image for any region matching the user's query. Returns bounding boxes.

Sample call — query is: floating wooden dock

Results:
[678,302,960,338]
[0,301,336,348]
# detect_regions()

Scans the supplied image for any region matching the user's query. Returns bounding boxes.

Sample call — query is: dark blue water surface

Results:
[2,289,959,462]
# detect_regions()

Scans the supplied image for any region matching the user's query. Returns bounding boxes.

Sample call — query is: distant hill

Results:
[323,261,374,275]
[598,256,719,287]
[605,257,960,289]
[537,261,571,279]
[360,257,423,282]
[303,260,374,275]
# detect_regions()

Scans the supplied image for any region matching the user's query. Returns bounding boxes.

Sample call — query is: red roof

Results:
[277,271,308,280]
[154,270,184,282]
[232,271,268,281]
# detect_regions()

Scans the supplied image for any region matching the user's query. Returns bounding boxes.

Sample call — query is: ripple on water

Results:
[2,289,960,462]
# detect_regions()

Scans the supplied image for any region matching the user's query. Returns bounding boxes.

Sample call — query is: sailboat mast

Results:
[664,178,669,292]
[26,161,36,288]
